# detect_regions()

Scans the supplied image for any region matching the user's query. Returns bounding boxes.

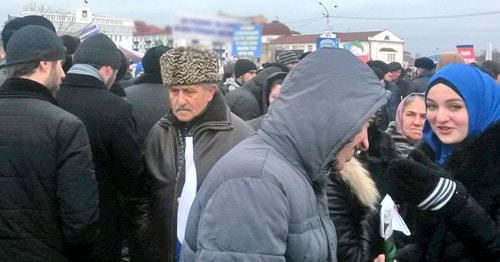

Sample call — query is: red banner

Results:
[456,45,476,64]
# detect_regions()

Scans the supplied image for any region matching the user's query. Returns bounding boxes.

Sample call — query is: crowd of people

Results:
[0,15,499,262]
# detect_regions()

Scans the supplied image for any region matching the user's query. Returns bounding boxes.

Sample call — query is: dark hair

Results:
[116,51,129,81]
[481,61,500,78]
[5,61,39,77]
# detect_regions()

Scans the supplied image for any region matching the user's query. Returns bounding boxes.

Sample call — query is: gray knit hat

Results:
[73,33,121,69]
[160,46,219,86]
[1,25,65,68]
[277,50,299,66]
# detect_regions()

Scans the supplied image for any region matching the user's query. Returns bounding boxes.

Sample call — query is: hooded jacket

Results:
[225,66,286,120]
[246,71,287,131]
[142,90,254,261]
[181,48,388,261]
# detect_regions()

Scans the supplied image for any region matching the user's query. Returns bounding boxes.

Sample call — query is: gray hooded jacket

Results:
[181,48,387,261]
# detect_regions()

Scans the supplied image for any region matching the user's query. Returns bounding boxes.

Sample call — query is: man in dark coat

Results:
[408,57,435,93]
[56,33,144,261]
[181,48,388,261]
[143,46,254,261]
[225,65,287,120]
[126,46,170,148]
[0,25,99,261]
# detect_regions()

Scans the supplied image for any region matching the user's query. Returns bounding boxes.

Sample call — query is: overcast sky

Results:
[2,0,499,56]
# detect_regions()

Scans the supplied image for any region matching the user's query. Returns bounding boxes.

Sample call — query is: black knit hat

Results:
[60,35,81,54]
[277,50,299,66]
[414,57,435,70]
[73,33,121,69]
[1,15,56,48]
[234,59,257,78]
[1,25,65,68]
[387,62,403,72]
[142,46,169,75]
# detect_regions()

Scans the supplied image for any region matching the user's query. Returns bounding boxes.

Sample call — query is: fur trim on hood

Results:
[338,157,379,210]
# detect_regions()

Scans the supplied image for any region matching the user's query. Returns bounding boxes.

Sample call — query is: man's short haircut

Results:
[5,61,39,78]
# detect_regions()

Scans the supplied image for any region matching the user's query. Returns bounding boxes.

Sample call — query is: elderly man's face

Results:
[169,83,216,122]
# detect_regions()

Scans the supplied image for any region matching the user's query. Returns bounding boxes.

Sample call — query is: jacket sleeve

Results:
[56,118,99,250]
[110,103,145,197]
[182,177,289,261]
[327,176,379,262]
[443,194,500,261]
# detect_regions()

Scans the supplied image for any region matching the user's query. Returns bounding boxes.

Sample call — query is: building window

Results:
[388,53,396,62]
[384,35,390,40]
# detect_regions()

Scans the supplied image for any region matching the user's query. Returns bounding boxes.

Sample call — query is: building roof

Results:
[272,31,383,44]
[133,21,172,36]
[262,20,292,36]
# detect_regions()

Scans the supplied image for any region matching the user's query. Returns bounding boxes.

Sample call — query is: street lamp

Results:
[318,2,337,31]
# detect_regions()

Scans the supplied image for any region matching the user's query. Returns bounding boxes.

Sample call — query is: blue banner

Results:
[232,25,262,58]
[316,37,339,49]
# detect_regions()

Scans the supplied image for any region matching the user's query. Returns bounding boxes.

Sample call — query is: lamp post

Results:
[318,2,337,31]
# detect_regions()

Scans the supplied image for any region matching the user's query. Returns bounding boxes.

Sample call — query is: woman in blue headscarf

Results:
[386,64,500,261]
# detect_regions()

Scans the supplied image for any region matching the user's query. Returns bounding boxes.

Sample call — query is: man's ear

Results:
[99,65,114,77]
[207,83,217,101]
[38,61,51,73]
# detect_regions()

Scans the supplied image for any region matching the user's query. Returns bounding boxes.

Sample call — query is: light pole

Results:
[318,2,337,31]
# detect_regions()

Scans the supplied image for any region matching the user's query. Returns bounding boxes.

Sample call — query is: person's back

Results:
[126,46,170,147]
[182,48,389,261]
[57,33,143,261]
[0,25,98,261]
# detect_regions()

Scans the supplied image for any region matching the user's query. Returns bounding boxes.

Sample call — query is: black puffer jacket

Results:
[0,78,99,261]
[225,66,286,120]
[327,158,382,261]
[412,122,500,261]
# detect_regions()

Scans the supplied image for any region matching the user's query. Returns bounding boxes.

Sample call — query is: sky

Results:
[1,0,499,56]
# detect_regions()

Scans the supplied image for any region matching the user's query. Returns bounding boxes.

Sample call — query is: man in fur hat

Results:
[142,46,254,261]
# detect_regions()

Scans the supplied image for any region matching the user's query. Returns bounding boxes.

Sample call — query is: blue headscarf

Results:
[423,64,500,165]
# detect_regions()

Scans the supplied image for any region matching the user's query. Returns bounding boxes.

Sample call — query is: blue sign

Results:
[232,25,262,58]
[316,37,339,49]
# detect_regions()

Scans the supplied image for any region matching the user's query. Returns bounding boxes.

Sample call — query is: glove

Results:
[387,159,462,211]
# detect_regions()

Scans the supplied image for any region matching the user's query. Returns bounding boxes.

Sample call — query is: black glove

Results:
[387,159,463,211]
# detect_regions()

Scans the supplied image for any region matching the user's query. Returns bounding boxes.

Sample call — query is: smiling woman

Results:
[387,64,500,261]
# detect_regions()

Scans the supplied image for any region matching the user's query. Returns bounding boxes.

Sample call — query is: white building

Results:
[17,2,134,49]
[269,29,405,64]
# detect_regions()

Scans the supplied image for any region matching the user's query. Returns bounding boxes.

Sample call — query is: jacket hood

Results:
[259,48,388,183]
[246,66,286,102]
[262,71,287,113]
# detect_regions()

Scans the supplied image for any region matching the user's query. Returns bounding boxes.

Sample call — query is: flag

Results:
[380,194,411,262]
[79,22,99,41]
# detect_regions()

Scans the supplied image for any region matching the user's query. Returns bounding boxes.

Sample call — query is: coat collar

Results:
[0,77,57,105]
[61,73,107,90]
[159,90,232,132]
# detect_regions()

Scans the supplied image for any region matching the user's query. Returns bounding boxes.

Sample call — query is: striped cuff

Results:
[417,178,457,211]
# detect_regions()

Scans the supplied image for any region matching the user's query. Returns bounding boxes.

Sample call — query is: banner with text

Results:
[231,25,262,58]
[173,12,250,45]
[456,44,476,64]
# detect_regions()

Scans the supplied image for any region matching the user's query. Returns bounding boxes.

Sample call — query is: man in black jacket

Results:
[56,33,144,261]
[126,45,170,148]
[0,25,99,261]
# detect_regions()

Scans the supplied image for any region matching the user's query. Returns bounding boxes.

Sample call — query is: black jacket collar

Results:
[61,73,106,90]
[0,77,57,105]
